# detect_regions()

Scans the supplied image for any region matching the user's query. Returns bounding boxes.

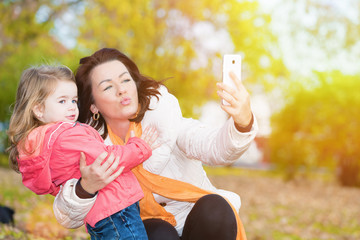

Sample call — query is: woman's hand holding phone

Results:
[217,54,253,131]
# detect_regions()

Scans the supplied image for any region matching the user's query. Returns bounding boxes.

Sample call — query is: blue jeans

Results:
[87,202,148,240]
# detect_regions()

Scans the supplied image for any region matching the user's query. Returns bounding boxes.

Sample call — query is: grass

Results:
[0,167,87,240]
[0,154,9,168]
[1,166,359,239]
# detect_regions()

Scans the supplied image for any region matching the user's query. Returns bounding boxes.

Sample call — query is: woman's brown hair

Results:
[75,48,162,138]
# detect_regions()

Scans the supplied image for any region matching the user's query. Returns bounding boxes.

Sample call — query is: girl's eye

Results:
[59,100,65,104]
[123,79,131,83]
[72,99,78,104]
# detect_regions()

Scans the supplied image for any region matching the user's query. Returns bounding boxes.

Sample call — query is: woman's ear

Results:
[32,104,44,120]
[90,104,98,114]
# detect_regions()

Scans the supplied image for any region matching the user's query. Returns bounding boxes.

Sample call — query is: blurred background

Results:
[0,0,359,239]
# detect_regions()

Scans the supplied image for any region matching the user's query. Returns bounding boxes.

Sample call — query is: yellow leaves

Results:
[269,71,360,185]
[74,0,278,116]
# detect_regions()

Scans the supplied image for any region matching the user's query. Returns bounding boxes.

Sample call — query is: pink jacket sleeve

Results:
[54,126,152,174]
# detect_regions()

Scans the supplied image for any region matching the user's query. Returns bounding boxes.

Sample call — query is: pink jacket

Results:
[18,122,151,227]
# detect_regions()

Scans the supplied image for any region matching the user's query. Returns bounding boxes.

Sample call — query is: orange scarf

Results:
[108,123,247,240]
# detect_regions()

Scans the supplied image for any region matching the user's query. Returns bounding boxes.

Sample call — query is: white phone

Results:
[222,54,241,105]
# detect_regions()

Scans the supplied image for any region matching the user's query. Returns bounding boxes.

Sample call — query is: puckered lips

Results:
[120,97,131,106]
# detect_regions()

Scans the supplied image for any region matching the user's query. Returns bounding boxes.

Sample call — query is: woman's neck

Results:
[106,119,131,142]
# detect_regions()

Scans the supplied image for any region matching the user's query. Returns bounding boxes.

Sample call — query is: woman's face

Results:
[90,60,139,123]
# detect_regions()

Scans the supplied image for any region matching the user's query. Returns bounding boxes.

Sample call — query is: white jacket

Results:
[53,86,258,235]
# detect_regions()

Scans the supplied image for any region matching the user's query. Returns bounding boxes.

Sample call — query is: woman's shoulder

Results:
[157,85,169,95]
[149,85,179,108]
[143,85,183,128]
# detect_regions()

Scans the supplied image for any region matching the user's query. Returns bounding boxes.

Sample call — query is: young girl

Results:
[7,65,157,240]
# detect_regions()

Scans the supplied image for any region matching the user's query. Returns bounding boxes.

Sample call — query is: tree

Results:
[0,0,82,122]
[268,0,360,76]
[0,0,84,154]
[269,71,360,186]
[75,0,284,117]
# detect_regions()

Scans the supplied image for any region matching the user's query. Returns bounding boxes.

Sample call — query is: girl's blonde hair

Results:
[7,65,75,172]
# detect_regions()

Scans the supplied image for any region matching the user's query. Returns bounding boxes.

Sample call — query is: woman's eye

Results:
[104,85,112,91]
[123,79,131,83]
[72,99,78,104]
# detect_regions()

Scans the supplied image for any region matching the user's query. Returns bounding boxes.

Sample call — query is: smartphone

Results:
[222,54,241,105]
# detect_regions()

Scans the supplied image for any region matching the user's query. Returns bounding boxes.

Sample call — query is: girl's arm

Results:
[56,125,152,174]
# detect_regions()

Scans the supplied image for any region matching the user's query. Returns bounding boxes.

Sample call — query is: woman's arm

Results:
[77,152,124,194]
[53,178,95,228]
[176,116,258,166]
[142,84,257,169]
[177,72,258,166]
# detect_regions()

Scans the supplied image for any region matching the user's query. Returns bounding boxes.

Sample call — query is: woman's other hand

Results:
[79,152,125,194]
[216,71,253,132]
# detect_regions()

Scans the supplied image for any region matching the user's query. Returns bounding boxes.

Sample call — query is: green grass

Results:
[272,231,308,240]
[204,165,279,178]
[204,165,336,183]
[313,221,360,236]
[0,225,28,239]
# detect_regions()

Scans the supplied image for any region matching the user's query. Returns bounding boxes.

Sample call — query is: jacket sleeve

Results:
[57,126,152,173]
[141,86,183,174]
[176,113,259,166]
[53,178,96,229]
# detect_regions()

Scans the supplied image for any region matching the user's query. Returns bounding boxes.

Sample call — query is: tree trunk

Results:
[337,157,360,187]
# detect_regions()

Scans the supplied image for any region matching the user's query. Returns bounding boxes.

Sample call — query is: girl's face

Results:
[90,60,139,124]
[35,80,79,123]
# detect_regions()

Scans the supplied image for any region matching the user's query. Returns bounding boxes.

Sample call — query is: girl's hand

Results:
[217,71,253,131]
[79,152,124,194]
[132,126,160,150]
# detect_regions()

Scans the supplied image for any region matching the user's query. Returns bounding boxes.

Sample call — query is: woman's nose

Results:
[117,85,126,95]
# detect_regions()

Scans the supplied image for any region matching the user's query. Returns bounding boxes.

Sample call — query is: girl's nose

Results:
[69,102,77,110]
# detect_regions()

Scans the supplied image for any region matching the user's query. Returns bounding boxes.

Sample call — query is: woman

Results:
[53,48,258,240]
